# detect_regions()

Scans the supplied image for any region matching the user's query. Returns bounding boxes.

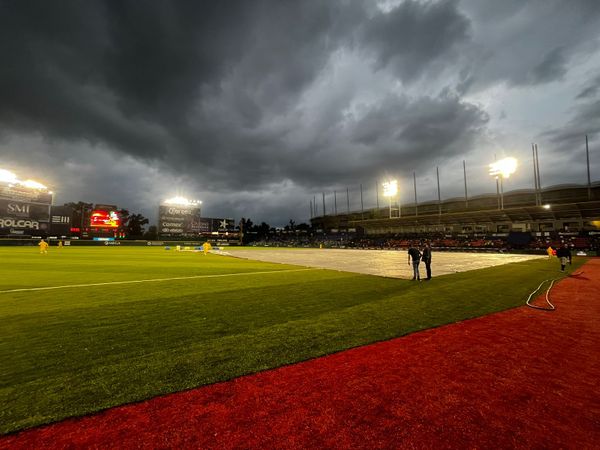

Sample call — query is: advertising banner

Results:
[158,205,203,236]
[0,198,51,235]
[158,204,234,237]
[49,205,73,235]
[211,218,235,231]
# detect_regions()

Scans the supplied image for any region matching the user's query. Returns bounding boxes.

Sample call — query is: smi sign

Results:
[6,203,30,215]
[0,200,49,220]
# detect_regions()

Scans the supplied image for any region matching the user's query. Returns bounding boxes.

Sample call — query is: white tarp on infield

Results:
[222,248,545,279]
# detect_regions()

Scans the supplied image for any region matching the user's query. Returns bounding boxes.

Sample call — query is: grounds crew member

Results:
[407,245,422,281]
[202,241,212,255]
[421,243,432,280]
[556,243,572,272]
[38,239,49,254]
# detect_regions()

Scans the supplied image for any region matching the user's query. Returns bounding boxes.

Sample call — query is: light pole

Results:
[489,157,517,210]
[382,180,398,219]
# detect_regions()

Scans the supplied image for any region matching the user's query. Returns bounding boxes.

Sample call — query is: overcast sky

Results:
[1,0,599,226]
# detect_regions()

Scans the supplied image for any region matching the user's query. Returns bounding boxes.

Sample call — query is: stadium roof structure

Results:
[354,200,600,229]
[311,183,600,233]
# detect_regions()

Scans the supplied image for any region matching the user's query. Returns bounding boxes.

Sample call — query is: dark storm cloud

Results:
[0,0,365,163]
[576,75,600,100]
[1,0,599,225]
[348,93,488,169]
[361,0,470,82]
[544,100,600,148]
[530,47,568,84]
[0,1,255,159]
[458,0,600,91]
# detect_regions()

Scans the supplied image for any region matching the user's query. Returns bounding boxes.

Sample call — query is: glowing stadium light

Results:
[382,180,398,218]
[20,179,48,190]
[382,180,398,197]
[0,168,18,184]
[543,204,551,209]
[488,157,517,210]
[0,168,49,190]
[488,157,518,179]
[163,196,202,206]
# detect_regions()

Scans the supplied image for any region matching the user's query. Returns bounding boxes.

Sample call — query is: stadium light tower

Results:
[382,179,398,219]
[489,157,517,210]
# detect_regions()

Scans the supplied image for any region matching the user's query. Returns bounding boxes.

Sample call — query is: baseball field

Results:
[0,246,597,448]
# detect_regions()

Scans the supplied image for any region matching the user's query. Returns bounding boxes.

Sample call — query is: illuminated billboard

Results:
[90,210,120,228]
[158,204,202,236]
[1,172,52,235]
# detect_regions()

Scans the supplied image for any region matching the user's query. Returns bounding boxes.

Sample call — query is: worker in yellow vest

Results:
[38,239,49,254]
[202,241,212,255]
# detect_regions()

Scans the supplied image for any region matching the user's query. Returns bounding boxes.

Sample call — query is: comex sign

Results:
[0,218,40,229]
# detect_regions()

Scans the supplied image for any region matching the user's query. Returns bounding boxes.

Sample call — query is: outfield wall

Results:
[0,239,204,247]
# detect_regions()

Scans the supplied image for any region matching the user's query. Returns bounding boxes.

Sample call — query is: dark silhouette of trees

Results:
[143,225,158,240]
[63,202,93,229]
[127,213,149,238]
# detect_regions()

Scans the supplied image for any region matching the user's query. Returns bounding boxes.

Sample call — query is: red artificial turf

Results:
[2,260,600,449]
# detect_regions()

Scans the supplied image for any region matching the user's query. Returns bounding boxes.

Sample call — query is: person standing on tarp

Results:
[421,243,432,280]
[407,245,422,281]
[556,243,572,272]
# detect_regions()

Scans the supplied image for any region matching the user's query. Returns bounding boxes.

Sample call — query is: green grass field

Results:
[0,246,585,434]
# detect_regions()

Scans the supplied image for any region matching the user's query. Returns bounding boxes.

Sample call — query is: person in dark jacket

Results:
[421,243,432,280]
[407,246,422,281]
[556,243,572,272]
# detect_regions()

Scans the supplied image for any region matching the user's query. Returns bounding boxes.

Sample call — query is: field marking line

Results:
[0,268,320,294]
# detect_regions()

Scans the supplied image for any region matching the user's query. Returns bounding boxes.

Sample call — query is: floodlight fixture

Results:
[163,196,202,206]
[489,157,518,179]
[488,157,517,210]
[0,168,18,184]
[382,179,399,218]
[543,204,551,209]
[382,180,398,197]
[0,168,49,190]
[21,179,48,190]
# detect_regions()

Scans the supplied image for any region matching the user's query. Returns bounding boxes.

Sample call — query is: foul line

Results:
[0,268,319,294]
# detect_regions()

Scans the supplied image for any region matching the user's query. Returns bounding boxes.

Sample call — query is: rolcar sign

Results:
[0,218,40,229]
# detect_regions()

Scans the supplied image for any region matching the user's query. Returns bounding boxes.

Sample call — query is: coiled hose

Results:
[526,271,584,311]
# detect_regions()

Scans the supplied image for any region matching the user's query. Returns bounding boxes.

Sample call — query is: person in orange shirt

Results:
[546,246,554,258]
